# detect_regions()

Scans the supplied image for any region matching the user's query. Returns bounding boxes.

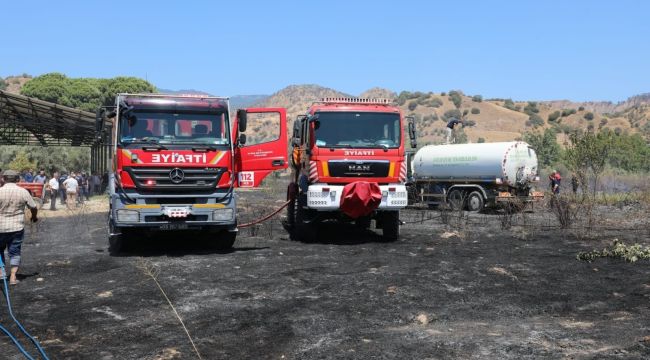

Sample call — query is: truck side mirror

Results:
[238,133,247,146]
[237,109,247,132]
[407,117,417,149]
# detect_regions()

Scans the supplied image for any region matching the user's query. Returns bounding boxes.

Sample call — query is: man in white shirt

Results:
[47,172,60,210]
[63,172,79,209]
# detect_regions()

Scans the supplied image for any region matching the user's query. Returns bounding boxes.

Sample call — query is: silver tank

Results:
[412,141,539,187]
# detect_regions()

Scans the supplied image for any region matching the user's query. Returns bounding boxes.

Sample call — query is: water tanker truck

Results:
[409,141,542,211]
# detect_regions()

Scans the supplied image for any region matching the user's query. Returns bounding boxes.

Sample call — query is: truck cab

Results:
[102,94,286,252]
[286,98,415,241]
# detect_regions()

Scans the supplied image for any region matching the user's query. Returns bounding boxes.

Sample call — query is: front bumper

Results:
[110,191,237,230]
[306,184,408,211]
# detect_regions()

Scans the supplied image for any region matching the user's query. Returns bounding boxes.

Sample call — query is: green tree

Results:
[523,128,561,168]
[442,109,462,121]
[523,101,539,115]
[0,77,6,90]
[528,114,544,127]
[563,130,614,196]
[583,112,594,121]
[7,151,38,172]
[471,95,483,102]
[21,73,155,112]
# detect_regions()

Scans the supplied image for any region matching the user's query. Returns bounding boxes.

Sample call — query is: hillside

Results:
[5,75,649,144]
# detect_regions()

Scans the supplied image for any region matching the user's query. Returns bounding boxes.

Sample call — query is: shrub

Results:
[448,90,463,108]
[440,92,446,96]
[471,107,480,114]
[472,95,483,102]
[429,97,443,108]
[583,112,594,121]
[464,120,476,127]
[528,114,544,127]
[0,78,6,91]
[523,101,539,115]
[408,101,418,111]
[599,118,608,128]
[442,109,462,121]
[548,111,561,122]
[477,137,485,143]
[503,98,517,111]
[561,108,576,117]
[578,106,585,111]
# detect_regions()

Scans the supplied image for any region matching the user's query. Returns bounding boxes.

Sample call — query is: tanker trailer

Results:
[410,141,542,211]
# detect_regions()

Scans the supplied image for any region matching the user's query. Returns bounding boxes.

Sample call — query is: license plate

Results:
[163,206,190,218]
[159,223,189,230]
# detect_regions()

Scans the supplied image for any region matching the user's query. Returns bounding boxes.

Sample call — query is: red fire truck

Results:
[285,98,416,241]
[98,93,287,252]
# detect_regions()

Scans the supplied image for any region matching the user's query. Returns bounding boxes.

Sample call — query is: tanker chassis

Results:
[409,141,543,211]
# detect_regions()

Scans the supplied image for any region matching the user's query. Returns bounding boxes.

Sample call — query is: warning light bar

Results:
[316,98,395,105]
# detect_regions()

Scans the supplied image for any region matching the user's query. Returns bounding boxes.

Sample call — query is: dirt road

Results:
[1,196,649,359]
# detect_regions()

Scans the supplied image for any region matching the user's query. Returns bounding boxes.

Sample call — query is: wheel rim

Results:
[469,195,481,211]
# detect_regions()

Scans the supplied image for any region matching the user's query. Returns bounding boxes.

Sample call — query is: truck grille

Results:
[327,160,390,178]
[125,167,226,191]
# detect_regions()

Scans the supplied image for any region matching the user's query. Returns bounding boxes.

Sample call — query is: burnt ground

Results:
[1,191,649,360]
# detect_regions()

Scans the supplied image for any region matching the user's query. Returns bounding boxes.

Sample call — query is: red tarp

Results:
[339,181,382,219]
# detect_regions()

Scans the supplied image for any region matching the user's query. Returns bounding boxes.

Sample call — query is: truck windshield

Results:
[313,111,401,148]
[119,110,230,146]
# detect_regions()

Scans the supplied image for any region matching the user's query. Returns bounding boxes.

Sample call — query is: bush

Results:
[599,118,608,128]
[442,109,462,121]
[407,101,418,111]
[503,98,517,111]
[448,90,463,108]
[477,137,485,143]
[583,112,594,121]
[428,97,443,108]
[548,111,561,123]
[528,114,544,127]
[0,78,6,91]
[578,106,585,111]
[440,92,446,96]
[523,101,539,115]
[471,107,480,114]
[523,128,561,167]
[561,108,577,117]
[472,95,483,102]
[464,120,476,127]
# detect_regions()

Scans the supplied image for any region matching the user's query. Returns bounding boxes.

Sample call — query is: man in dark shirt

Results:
[446,118,463,144]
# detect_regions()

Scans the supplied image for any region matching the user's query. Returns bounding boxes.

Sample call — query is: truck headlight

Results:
[212,208,234,221]
[116,209,139,222]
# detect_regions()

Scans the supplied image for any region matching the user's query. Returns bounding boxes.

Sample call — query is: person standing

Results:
[63,172,79,209]
[552,171,562,195]
[81,172,90,201]
[93,173,101,195]
[47,172,60,210]
[22,169,34,183]
[445,118,462,144]
[0,170,38,285]
[33,169,47,184]
[58,173,68,205]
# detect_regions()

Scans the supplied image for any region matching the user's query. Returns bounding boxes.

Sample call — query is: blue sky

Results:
[2,0,648,101]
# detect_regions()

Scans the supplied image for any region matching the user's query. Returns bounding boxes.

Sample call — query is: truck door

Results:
[234,107,288,187]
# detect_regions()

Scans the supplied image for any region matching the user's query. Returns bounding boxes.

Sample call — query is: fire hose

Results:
[238,200,291,228]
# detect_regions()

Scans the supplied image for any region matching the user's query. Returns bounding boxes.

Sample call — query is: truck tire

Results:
[214,231,236,251]
[293,193,316,242]
[467,191,484,212]
[355,216,372,230]
[380,211,400,242]
[447,189,465,211]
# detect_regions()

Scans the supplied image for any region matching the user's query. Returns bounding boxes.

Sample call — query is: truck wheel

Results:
[380,211,400,242]
[355,216,372,229]
[467,191,484,212]
[293,194,316,242]
[447,189,465,211]
[214,231,236,251]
